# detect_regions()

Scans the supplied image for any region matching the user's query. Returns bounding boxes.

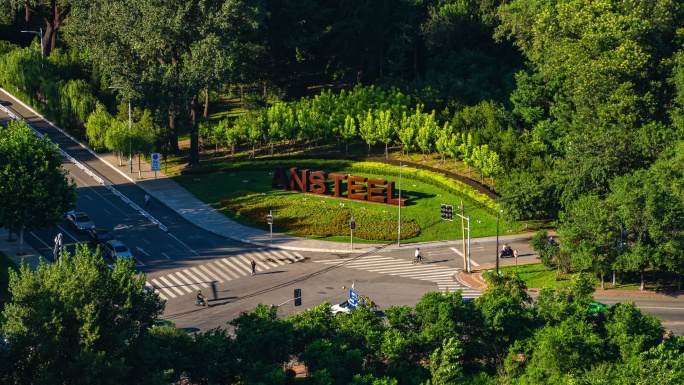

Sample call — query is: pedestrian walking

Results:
[250,260,256,275]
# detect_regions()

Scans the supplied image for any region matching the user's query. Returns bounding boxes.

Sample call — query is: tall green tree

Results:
[0,120,76,254]
[68,0,265,166]
[1,244,165,384]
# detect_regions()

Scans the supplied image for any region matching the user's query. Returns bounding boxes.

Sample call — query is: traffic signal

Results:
[350,219,356,230]
[441,204,447,220]
[446,205,453,220]
[294,289,302,306]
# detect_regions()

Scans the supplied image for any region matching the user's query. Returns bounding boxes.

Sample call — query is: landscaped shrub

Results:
[221,192,420,241]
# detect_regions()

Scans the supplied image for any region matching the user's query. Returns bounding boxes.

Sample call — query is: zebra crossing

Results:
[145,249,305,301]
[314,254,483,298]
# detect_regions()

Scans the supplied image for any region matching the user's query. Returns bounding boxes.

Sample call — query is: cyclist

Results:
[144,194,151,209]
[415,248,423,263]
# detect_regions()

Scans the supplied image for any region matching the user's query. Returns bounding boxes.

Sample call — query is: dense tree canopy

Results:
[0,120,76,254]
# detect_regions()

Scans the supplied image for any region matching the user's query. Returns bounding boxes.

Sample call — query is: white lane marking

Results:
[167,233,200,256]
[162,252,171,259]
[145,283,168,300]
[215,260,241,279]
[451,247,479,266]
[157,276,186,296]
[182,270,210,288]
[57,225,80,242]
[220,258,249,276]
[142,239,152,245]
[166,274,194,293]
[199,264,223,283]
[246,251,278,268]
[261,250,288,265]
[103,209,112,215]
[450,247,464,257]
[151,278,177,298]
[292,251,306,260]
[133,257,146,267]
[30,231,53,251]
[235,255,257,273]
[65,169,131,216]
[210,261,234,281]
[174,272,202,291]
[82,194,93,201]
[136,247,150,257]
[190,267,214,284]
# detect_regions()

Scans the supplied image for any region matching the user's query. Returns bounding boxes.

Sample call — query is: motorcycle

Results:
[195,297,208,307]
[499,246,514,258]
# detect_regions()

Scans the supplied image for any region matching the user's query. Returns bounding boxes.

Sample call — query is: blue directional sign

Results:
[349,289,363,309]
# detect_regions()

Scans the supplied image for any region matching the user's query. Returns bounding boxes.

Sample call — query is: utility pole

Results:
[495,209,503,274]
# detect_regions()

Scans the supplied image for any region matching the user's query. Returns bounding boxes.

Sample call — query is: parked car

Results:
[588,301,610,314]
[88,228,113,248]
[103,240,133,261]
[65,211,95,234]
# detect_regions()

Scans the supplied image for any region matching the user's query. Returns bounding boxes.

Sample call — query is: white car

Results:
[104,240,133,261]
[331,300,352,315]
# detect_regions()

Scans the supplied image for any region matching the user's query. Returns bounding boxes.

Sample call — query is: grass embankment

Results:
[172,160,532,244]
[499,263,652,291]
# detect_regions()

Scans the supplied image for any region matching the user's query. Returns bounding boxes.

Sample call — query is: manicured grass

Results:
[172,161,524,244]
[499,263,581,290]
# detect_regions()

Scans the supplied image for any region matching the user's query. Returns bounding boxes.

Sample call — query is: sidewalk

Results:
[0,228,46,270]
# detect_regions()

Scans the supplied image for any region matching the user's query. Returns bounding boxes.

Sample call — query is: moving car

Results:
[65,211,95,234]
[104,240,133,261]
[88,228,113,248]
[331,300,353,315]
[588,301,610,314]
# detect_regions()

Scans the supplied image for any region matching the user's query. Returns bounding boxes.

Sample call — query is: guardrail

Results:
[0,99,168,233]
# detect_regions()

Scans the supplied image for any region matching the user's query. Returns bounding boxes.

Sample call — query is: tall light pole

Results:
[109,87,133,173]
[397,162,405,246]
[21,28,43,60]
[495,209,504,274]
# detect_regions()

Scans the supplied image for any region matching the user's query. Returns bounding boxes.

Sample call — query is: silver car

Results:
[65,211,95,234]
[104,240,133,261]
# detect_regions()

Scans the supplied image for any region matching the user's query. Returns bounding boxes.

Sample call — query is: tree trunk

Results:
[168,109,179,154]
[137,153,142,179]
[203,87,210,118]
[640,266,645,291]
[600,273,605,290]
[189,93,200,167]
[385,143,388,158]
[18,226,25,255]
[612,270,616,286]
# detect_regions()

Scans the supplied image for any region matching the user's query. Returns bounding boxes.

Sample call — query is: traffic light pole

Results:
[268,210,273,243]
[350,216,355,250]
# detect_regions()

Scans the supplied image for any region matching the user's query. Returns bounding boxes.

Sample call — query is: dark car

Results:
[88,228,113,248]
[65,211,95,234]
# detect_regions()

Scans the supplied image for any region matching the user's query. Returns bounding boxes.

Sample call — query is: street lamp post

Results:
[495,209,504,274]
[397,162,405,246]
[21,28,43,60]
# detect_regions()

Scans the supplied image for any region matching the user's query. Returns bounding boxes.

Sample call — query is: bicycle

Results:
[412,255,429,265]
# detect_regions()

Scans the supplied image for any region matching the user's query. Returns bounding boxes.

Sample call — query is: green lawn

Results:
[172,161,524,244]
[499,263,581,290]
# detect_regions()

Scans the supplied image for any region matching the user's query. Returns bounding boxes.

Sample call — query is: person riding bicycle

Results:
[415,248,423,262]
[196,290,205,304]
[144,194,151,208]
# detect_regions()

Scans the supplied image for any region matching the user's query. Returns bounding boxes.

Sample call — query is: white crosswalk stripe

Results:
[314,255,483,298]
[145,250,306,301]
